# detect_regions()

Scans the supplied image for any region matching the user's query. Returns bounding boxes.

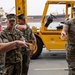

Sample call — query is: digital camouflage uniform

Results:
[0,33,8,75]
[64,18,75,75]
[20,25,33,75]
[0,27,24,75]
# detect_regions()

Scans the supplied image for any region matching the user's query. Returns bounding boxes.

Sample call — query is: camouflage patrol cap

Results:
[72,7,75,13]
[17,14,25,20]
[6,14,16,21]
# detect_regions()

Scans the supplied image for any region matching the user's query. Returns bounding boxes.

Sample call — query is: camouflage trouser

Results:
[5,62,22,75]
[0,65,6,75]
[21,51,30,75]
[66,44,75,75]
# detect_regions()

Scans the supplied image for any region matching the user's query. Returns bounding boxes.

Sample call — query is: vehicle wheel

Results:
[31,37,43,59]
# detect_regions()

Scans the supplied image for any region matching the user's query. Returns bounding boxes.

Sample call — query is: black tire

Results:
[31,37,43,59]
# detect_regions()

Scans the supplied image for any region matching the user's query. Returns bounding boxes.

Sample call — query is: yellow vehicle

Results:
[15,0,75,59]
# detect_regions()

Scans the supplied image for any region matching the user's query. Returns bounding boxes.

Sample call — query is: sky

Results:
[0,0,66,15]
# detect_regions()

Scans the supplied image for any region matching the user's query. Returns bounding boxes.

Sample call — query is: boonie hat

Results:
[17,14,25,20]
[6,14,16,21]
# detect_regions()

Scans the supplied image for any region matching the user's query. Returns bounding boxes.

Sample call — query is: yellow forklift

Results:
[15,0,75,59]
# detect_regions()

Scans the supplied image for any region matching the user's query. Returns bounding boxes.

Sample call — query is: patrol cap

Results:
[72,7,75,13]
[6,14,16,21]
[17,14,25,20]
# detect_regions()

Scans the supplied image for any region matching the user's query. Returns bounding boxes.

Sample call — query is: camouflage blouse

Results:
[64,18,75,44]
[0,27,25,64]
[0,33,8,75]
[21,25,33,51]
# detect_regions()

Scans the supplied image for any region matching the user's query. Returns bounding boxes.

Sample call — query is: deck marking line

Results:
[34,68,68,71]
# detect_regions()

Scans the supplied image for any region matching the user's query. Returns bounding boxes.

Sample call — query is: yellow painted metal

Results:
[15,0,28,23]
[41,0,75,32]
[36,0,75,50]
[41,2,49,31]
[40,32,66,50]
[15,0,75,51]
[66,4,68,18]
[47,0,75,3]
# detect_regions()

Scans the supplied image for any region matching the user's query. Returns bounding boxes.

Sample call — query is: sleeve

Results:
[30,29,33,39]
[15,24,19,29]
[31,33,35,38]
[28,26,35,40]
[0,53,5,75]
[0,36,5,75]
[18,30,25,41]
[63,20,70,29]
[21,36,25,41]
[0,38,3,43]
[0,33,3,43]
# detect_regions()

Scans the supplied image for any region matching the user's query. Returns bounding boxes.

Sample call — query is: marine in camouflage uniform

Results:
[20,25,32,75]
[0,52,5,75]
[0,14,25,75]
[16,14,36,75]
[0,34,7,75]
[61,7,75,75]
[0,34,27,75]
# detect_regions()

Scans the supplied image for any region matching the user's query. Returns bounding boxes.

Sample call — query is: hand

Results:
[27,43,36,51]
[30,45,36,56]
[61,32,66,40]
[16,40,28,47]
[32,45,36,51]
[25,43,36,56]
